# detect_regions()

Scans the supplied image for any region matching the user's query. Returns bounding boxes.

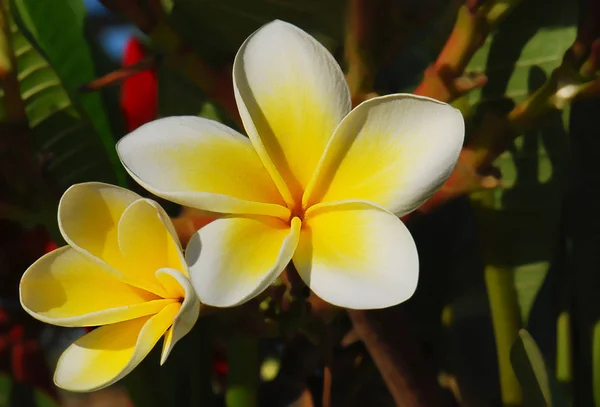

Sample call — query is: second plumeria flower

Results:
[117,20,465,310]
[20,183,200,391]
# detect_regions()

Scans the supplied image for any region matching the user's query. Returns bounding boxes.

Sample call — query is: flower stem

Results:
[484,265,523,406]
[226,334,259,407]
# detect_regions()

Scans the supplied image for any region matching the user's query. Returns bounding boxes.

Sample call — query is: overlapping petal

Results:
[293,202,419,309]
[118,199,187,282]
[156,268,200,364]
[58,183,169,295]
[54,303,179,392]
[20,246,174,327]
[304,94,464,216]
[234,20,351,205]
[117,116,289,218]
[58,182,138,267]
[186,216,301,307]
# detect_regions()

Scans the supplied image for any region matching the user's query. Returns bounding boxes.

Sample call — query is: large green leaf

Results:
[511,329,568,407]
[10,0,126,186]
[465,0,576,324]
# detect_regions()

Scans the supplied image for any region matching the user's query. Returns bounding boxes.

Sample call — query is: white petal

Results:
[304,94,465,216]
[186,216,301,307]
[117,116,289,219]
[54,304,179,392]
[57,182,167,295]
[294,202,419,309]
[233,20,351,204]
[20,246,171,327]
[155,268,200,364]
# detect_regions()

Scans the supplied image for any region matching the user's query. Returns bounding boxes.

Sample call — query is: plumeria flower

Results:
[117,20,464,310]
[19,183,200,391]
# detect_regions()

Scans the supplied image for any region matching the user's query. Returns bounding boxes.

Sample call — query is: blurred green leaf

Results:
[0,375,10,407]
[511,329,568,407]
[167,0,346,67]
[0,374,58,407]
[465,0,576,323]
[10,0,126,186]
[1,1,124,187]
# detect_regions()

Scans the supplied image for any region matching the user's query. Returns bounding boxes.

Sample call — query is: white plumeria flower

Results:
[20,183,200,391]
[117,20,464,310]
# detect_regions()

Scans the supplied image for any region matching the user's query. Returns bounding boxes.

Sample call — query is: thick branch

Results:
[414,0,523,103]
[417,43,599,215]
[348,309,453,407]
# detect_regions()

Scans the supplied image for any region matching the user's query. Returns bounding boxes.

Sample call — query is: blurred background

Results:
[0,0,598,406]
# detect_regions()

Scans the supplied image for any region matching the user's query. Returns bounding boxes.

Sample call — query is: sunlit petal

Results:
[54,303,179,392]
[294,202,419,309]
[117,116,289,219]
[234,20,351,204]
[20,246,174,327]
[156,268,200,364]
[58,182,166,295]
[118,199,187,284]
[186,216,301,307]
[304,94,464,216]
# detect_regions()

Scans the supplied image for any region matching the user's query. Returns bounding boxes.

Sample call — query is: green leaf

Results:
[10,0,126,186]
[465,0,576,323]
[167,0,346,67]
[0,374,59,407]
[2,1,125,187]
[511,329,568,407]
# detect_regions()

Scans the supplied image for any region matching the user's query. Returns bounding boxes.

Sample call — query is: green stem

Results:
[485,265,523,406]
[556,311,572,385]
[226,335,259,407]
[592,321,600,406]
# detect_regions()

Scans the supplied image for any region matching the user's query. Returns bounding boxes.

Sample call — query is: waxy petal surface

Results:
[304,95,464,216]
[118,199,187,284]
[117,116,288,218]
[234,20,351,204]
[58,183,168,296]
[156,268,200,364]
[20,246,172,327]
[54,303,179,392]
[294,202,419,309]
[186,216,301,307]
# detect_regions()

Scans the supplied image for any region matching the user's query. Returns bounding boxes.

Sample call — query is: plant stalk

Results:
[484,265,523,406]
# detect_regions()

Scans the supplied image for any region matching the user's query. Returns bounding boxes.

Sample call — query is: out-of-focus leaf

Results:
[10,0,126,186]
[510,329,568,407]
[0,374,58,407]
[1,3,123,187]
[167,0,346,67]
[465,0,576,324]
[0,375,10,407]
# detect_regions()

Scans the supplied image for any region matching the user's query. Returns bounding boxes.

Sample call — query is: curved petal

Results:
[303,94,465,216]
[118,199,187,286]
[117,116,289,219]
[293,202,419,309]
[54,303,179,392]
[19,246,174,327]
[58,183,166,295]
[233,20,351,205]
[156,268,200,364]
[186,216,301,307]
